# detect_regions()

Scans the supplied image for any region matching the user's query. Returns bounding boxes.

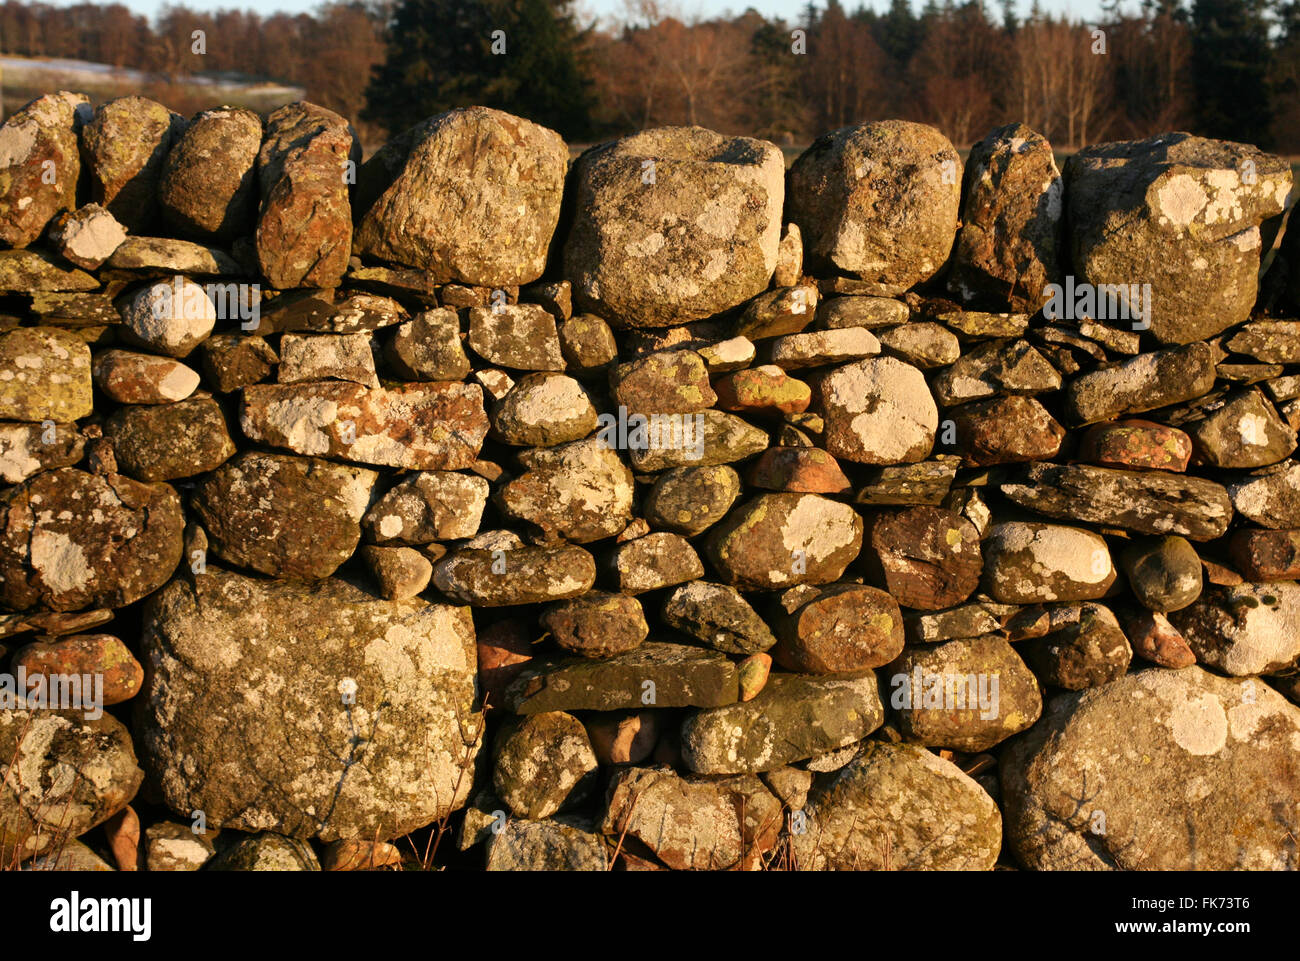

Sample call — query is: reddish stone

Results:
[477,618,534,711]
[1228,528,1300,580]
[747,447,851,494]
[737,653,772,701]
[865,506,983,610]
[949,395,1064,467]
[713,365,811,416]
[103,805,140,871]
[12,633,144,705]
[1121,609,1197,669]
[1201,557,1244,586]
[1079,419,1193,472]
[772,583,904,674]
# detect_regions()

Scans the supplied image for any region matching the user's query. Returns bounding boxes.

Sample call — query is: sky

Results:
[86,0,1111,29]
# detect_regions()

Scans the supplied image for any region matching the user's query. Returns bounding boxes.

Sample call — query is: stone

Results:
[485,817,608,871]
[558,314,618,375]
[706,493,863,590]
[878,322,961,368]
[101,236,241,277]
[28,291,119,328]
[361,545,432,601]
[256,102,356,289]
[904,602,1017,644]
[627,409,768,471]
[1001,463,1234,541]
[682,672,884,775]
[93,350,199,405]
[608,531,704,594]
[661,581,776,655]
[1169,582,1300,676]
[432,544,596,607]
[492,373,597,446]
[321,839,403,871]
[1225,319,1300,363]
[642,465,741,535]
[541,591,648,658]
[609,350,715,415]
[0,468,183,611]
[1002,667,1300,869]
[477,618,534,711]
[467,304,565,371]
[747,447,851,494]
[769,326,880,369]
[737,653,771,701]
[816,357,937,465]
[0,327,92,422]
[120,277,217,358]
[0,422,83,484]
[733,284,819,339]
[0,707,142,861]
[983,521,1115,604]
[12,634,143,705]
[493,712,598,819]
[103,395,236,482]
[356,106,567,286]
[1187,388,1297,469]
[948,123,1063,312]
[585,711,658,765]
[241,381,488,470]
[563,126,784,328]
[1227,462,1300,528]
[932,339,1061,407]
[713,365,809,416]
[787,120,960,292]
[1079,419,1193,472]
[208,835,321,871]
[1066,133,1291,345]
[816,295,909,328]
[81,95,184,233]
[600,766,781,870]
[792,742,1001,871]
[191,451,376,580]
[49,204,127,270]
[1121,535,1203,612]
[144,821,216,872]
[0,250,96,293]
[864,507,983,610]
[888,635,1043,751]
[1018,603,1133,690]
[201,334,277,392]
[771,583,904,673]
[385,308,470,381]
[774,221,803,286]
[1121,609,1197,669]
[505,642,738,713]
[138,567,481,840]
[0,92,85,248]
[854,456,960,506]
[102,804,139,871]
[158,106,263,242]
[496,437,634,543]
[363,471,488,544]
[278,332,379,388]
[946,395,1064,467]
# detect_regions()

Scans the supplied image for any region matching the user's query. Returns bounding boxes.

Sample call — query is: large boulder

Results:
[1066,133,1292,344]
[256,101,358,289]
[1002,667,1300,869]
[0,92,86,248]
[948,123,1063,311]
[787,120,961,293]
[158,106,263,242]
[80,95,185,233]
[355,106,567,287]
[135,567,481,841]
[563,126,785,328]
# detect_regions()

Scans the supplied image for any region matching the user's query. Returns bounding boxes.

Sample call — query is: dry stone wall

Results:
[0,92,1299,872]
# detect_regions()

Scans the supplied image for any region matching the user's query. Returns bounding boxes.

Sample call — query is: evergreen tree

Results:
[1189,0,1272,144]
[363,0,594,140]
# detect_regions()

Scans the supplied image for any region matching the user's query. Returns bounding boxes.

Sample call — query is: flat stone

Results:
[1079,419,1193,472]
[0,327,92,421]
[432,544,596,607]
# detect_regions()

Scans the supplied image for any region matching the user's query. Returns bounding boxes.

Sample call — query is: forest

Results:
[0,0,1296,153]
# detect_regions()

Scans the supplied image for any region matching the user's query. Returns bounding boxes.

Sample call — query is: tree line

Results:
[1,0,1298,152]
